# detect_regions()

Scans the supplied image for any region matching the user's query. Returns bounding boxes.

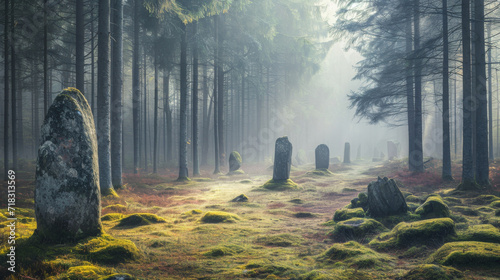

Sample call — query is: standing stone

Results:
[229,151,242,172]
[315,144,329,169]
[273,136,293,181]
[387,141,398,160]
[343,142,351,164]
[366,177,408,217]
[356,144,361,160]
[35,88,102,243]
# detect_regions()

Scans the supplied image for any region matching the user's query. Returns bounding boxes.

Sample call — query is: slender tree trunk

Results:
[143,47,148,172]
[213,16,220,174]
[44,0,48,115]
[76,0,85,93]
[442,0,452,180]
[10,0,17,170]
[413,0,424,172]
[17,69,23,158]
[97,0,113,194]
[111,0,123,186]
[132,0,140,174]
[4,0,9,180]
[178,23,189,179]
[164,72,173,163]
[474,0,489,186]
[461,0,475,186]
[201,63,209,166]
[192,22,200,176]
[153,31,159,174]
[487,23,493,160]
[91,4,96,116]
[217,15,225,168]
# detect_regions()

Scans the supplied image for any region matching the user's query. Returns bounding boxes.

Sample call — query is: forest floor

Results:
[1,158,500,279]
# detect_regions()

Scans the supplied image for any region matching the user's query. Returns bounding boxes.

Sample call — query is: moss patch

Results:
[416,196,450,218]
[306,168,333,176]
[451,206,479,216]
[101,213,124,221]
[401,264,463,280]
[406,195,423,203]
[289,198,304,204]
[231,194,249,202]
[241,262,292,278]
[115,213,166,228]
[202,245,241,257]
[254,233,304,247]
[455,224,500,243]
[319,241,393,269]
[294,212,315,218]
[427,241,500,268]
[329,218,386,243]
[99,274,135,280]
[469,195,500,205]
[200,211,240,223]
[75,234,140,264]
[103,204,127,213]
[63,265,115,280]
[333,208,365,222]
[369,218,456,249]
[260,179,299,191]
[227,169,245,175]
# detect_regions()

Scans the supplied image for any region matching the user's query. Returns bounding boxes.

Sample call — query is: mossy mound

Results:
[468,195,500,205]
[115,213,166,228]
[490,200,500,208]
[427,241,500,268]
[400,245,429,258]
[477,206,496,213]
[231,194,249,202]
[103,204,127,213]
[443,197,462,206]
[289,198,304,204]
[319,241,393,269]
[455,224,500,243]
[369,218,456,249]
[101,213,124,221]
[254,233,304,247]
[260,179,299,191]
[416,196,450,218]
[63,265,115,280]
[76,234,140,264]
[242,262,292,278]
[181,209,203,217]
[401,264,463,280]
[333,208,365,222]
[307,168,333,176]
[350,192,368,211]
[101,187,119,197]
[373,212,421,228]
[329,218,386,243]
[407,202,421,212]
[200,211,240,223]
[451,206,479,216]
[294,212,315,218]
[227,169,245,175]
[99,274,135,280]
[240,179,253,184]
[406,195,423,203]
[202,246,237,257]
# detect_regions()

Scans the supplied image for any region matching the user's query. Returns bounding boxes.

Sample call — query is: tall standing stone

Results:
[343,142,351,164]
[387,141,398,160]
[229,151,242,172]
[315,144,329,169]
[35,88,102,243]
[273,136,293,181]
[366,177,408,217]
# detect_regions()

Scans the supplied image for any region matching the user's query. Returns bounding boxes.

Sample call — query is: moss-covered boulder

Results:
[103,204,127,213]
[369,218,456,249]
[329,218,386,243]
[63,265,114,280]
[101,213,124,221]
[76,234,140,264]
[416,196,450,218]
[427,241,500,268]
[350,192,368,211]
[455,224,500,243]
[260,179,299,191]
[228,151,243,173]
[231,194,249,202]
[333,208,365,222]
[366,177,408,217]
[307,168,333,176]
[401,264,463,280]
[200,211,240,223]
[405,195,423,203]
[319,241,393,269]
[115,213,166,228]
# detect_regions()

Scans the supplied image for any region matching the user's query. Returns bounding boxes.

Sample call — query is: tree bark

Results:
[97,0,113,194]
[44,0,49,115]
[217,15,225,167]
[76,0,85,93]
[143,48,148,172]
[178,23,189,179]
[164,72,173,163]
[153,30,159,174]
[213,16,220,174]
[487,23,493,160]
[413,0,424,172]
[132,0,140,174]
[91,3,96,116]
[192,22,200,176]
[442,0,452,180]
[201,63,209,166]
[4,0,9,180]
[111,0,123,186]
[11,0,17,170]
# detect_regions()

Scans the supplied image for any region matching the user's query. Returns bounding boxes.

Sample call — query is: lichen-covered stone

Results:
[366,177,408,217]
[35,88,102,243]
[228,151,242,172]
[427,241,500,268]
[315,144,329,170]
[273,136,292,181]
[416,196,450,218]
[329,218,386,242]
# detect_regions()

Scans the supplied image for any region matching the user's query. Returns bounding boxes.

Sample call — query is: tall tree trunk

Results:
[44,0,49,115]
[76,0,85,93]
[153,31,159,174]
[487,23,493,160]
[164,72,173,163]
[413,0,424,172]
[11,0,17,170]
[474,0,489,187]
[217,15,225,168]
[460,0,475,186]
[97,0,113,194]
[4,0,9,180]
[442,0,452,180]
[201,63,209,166]
[111,0,123,186]
[192,22,200,176]
[17,69,23,158]
[132,0,140,174]
[91,3,96,115]
[178,23,189,180]
[143,47,148,172]
[213,16,220,174]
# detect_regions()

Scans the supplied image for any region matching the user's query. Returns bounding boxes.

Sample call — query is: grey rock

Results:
[344,142,351,164]
[315,144,329,169]
[35,88,102,243]
[229,151,242,172]
[367,177,408,217]
[273,136,293,181]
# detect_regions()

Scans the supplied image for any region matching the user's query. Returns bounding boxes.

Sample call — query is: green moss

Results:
[416,196,450,218]
[200,211,240,223]
[451,206,479,216]
[231,194,249,202]
[76,234,140,264]
[319,241,393,269]
[202,246,236,257]
[342,187,357,192]
[427,241,500,268]
[294,212,315,218]
[242,262,291,278]
[260,179,299,191]
[369,218,456,249]
[254,233,304,247]
[496,209,500,217]
[329,218,386,243]
[333,208,365,222]
[477,206,496,213]
[443,197,462,206]
[407,202,421,212]
[240,179,253,184]
[101,187,119,197]
[350,192,368,210]
[307,168,333,176]
[193,177,213,182]
[98,274,135,280]
[469,195,500,205]
[182,209,203,216]
[400,245,429,258]
[374,212,421,228]
[115,213,166,228]
[228,169,245,175]
[101,213,124,221]
[63,265,114,280]
[289,198,304,204]
[455,224,500,243]
[406,195,423,203]
[103,204,127,213]
[402,264,463,280]
[490,200,500,208]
